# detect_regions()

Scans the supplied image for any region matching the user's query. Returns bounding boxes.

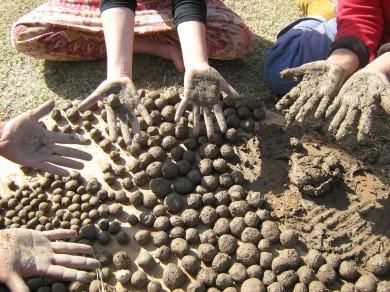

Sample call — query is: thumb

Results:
[30,100,55,121]
[5,272,30,292]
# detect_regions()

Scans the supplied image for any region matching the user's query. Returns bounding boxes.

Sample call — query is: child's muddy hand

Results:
[79,77,151,146]
[175,67,240,139]
[0,229,100,292]
[325,70,389,142]
[276,61,348,125]
[0,101,92,176]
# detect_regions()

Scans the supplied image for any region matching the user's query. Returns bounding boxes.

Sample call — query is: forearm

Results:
[0,121,6,156]
[327,48,360,77]
[177,21,209,70]
[364,52,390,80]
[101,7,135,79]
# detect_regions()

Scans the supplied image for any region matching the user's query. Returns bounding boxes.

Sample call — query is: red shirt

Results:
[336,0,390,60]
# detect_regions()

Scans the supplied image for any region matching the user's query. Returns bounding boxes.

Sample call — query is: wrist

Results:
[327,48,360,76]
[364,52,390,80]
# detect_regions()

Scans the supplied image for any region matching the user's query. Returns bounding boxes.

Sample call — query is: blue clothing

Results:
[265,17,337,95]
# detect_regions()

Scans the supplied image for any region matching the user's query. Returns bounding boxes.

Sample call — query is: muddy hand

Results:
[276,61,348,125]
[0,101,92,176]
[175,67,240,139]
[79,77,151,146]
[325,70,389,142]
[0,229,100,292]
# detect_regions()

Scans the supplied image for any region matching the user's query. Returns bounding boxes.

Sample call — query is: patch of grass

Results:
[0,0,300,120]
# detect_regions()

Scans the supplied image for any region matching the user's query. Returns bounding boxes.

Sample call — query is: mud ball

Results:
[174,177,194,195]
[133,132,149,147]
[177,160,192,175]
[367,254,389,276]
[228,263,248,283]
[267,282,285,292]
[260,252,273,269]
[219,173,234,188]
[146,161,163,179]
[147,281,163,292]
[148,146,166,162]
[133,171,149,187]
[187,193,203,209]
[216,273,234,290]
[229,217,246,237]
[316,264,337,286]
[200,143,219,159]
[136,251,155,271]
[340,283,357,292]
[219,144,235,160]
[197,268,217,287]
[162,161,178,179]
[163,263,186,289]
[160,122,175,136]
[198,243,218,263]
[116,230,130,245]
[199,206,218,226]
[151,231,168,247]
[131,270,149,289]
[241,278,266,292]
[215,205,230,218]
[151,178,172,198]
[297,266,316,285]
[201,175,219,192]
[377,281,390,292]
[139,212,155,227]
[154,245,172,263]
[241,227,262,244]
[262,269,276,286]
[143,193,158,209]
[134,230,151,246]
[201,192,215,206]
[186,169,201,185]
[280,229,298,247]
[241,119,255,133]
[257,239,270,252]
[155,97,167,110]
[129,190,143,206]
[178,209,198,228]
[325,254,341,270]
[213,218,230,236]
[200,229,218,245]
[115,269,131,284]
[229,200,250,217]
[161,136,178,151]
[171,238,189,258]
[187,281,205,292]
[339,260,359,280]
[170,215,184,227]
[261,220,280,243]
[108,221,121,234]
[272,249,301,274]
[244,212,260,228]
[215,191,231,205]
[185,228,200,244]
[169,226,186,239]
[212,253,234,273]
[293,283,308,292]
[226,115,241,128]
[308,281,327,292]
[247,265,263,279]
[152,205,167,217]
[153,216,171,231]
[113,251,131,269]
[277,270,298,289]
[181,255,201,275]
[79,224,98,241]
[198,159,213,177]
[97,231,111,245]
[236,243,260,266]
[213,158,228,173]
[304,249,326,270]
[257,209,271,221]
[171,146,185,161]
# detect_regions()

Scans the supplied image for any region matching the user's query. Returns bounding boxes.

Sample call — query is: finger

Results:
[45,265,94,283]
[137,104,152,125]
[213,103,227,133]
[285,91,311,125]
[325,94,343,119]
[52,254,100,270]
[192,103,200,137]
[51,132,90,145]
[128,111,140,135]
[218,75,240,99]
[175,97,190,122]
[105,103,118,142]
[335,107,359,141]
[275,86,301,111]
[51,241,93,255]
[79,81,114,112]
[203,107,214,139]
[315,95,332,119]
[357,104,376,142]
[30,100,55,121]
[5,272,29,292]
[280,66,307,81]
[328,103,348,135]
[119,114,132,146]
[43,229,77,240]
[47,155,84,170]
[36,162,70,177]
[53,145,92,161]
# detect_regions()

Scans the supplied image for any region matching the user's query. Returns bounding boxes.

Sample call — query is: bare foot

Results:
[134,37,184,72]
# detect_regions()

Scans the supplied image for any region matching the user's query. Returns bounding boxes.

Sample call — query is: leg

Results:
[264,17,337,95]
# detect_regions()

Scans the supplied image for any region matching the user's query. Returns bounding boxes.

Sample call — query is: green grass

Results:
[0,0,300,120]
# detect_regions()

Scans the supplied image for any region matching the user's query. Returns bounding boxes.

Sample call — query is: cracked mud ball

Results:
[0,87,389,291]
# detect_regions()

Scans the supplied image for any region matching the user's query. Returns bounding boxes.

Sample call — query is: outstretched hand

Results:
[175,67,240,138]
[325,70,389,142]
[0,100,92,176]
[0,229,100,292]
[276,60,348,125]
[79,77,151,146]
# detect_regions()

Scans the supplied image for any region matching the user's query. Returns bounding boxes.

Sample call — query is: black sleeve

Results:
[100,0,137,13]
[329,36,370,69]
[172,0,207,26]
